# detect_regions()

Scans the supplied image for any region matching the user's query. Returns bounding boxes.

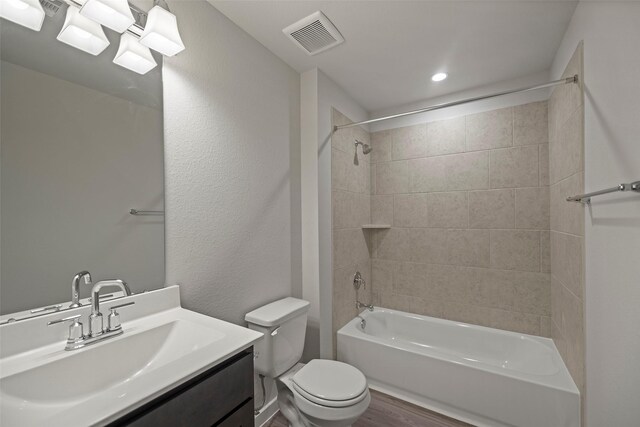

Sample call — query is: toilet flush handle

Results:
[271,327,280,336]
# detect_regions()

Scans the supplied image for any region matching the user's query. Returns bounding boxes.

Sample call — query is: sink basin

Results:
[2,320,224,404]
[0,287,262,427]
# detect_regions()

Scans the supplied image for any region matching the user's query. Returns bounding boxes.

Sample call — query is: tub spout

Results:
[356,300,374,311]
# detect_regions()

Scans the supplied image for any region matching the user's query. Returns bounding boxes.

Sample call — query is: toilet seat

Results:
[291,359,369,408]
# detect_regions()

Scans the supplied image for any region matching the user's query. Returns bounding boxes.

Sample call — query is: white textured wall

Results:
[551,3,640,426]
[163,1,300,325]
[1,61,164,314]
[300,69,369,359]
[316,70,369,358]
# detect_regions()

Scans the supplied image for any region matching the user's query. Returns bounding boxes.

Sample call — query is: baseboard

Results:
[255,396,278,427]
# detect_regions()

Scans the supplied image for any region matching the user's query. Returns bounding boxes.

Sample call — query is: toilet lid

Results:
[292,360,368,404]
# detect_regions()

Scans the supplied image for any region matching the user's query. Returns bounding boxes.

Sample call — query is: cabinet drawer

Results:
[215,400,254,427]
[115,350,253,427]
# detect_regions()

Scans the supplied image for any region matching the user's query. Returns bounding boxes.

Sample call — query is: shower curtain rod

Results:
[333,75,579,131]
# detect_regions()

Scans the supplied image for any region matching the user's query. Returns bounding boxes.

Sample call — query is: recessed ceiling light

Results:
[431,72,447,82]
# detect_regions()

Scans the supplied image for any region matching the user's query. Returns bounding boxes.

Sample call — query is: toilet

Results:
[245,297,371,427]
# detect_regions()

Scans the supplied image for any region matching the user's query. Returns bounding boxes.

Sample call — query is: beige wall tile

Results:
[442,302,493,328]
[466,107,513,151]
[550,173,584,236]
[391,124,428,160]
[490,230,540,272]
[371,195,393,225]
[394,262,430,297]
[510,272,551,316]
[394,194,428,227]
[514,101,548,146]
[490,309,541,335]
[376,161,409,194]
[551,231,584,299]
[551,318,567,361]
[469,189,515,229]
[539,316,552,338]
[332,190,370,229]
[426,117,465,156]
[435,229,491,267]
[515,187,550,229]
[539,144,550,186]
[374,228,413,261]
[447,151,490,191]
[550,106,583,185]
[490,145,539,188]
[540,231,551,273]
[561,285,585,391]
[408,156,447,192]
[371,259,396,293]
[427,264,472,302]
[370,130,392,163]
[410,151,489,192]
[427,192,468,228]
[331,148,350,192]
[370,163,376,195]
[551,276,564,332]
[333,228,370,269]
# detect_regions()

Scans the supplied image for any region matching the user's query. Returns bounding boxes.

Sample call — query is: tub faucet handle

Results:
[353,271,366,290]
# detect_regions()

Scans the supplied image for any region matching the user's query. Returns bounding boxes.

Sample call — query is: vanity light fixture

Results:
[113,32,157,74]
[139,4,184,57]
[57,4,110,55]
[431,72,448,82]
[0,0,46,31]
[80,0,135,33]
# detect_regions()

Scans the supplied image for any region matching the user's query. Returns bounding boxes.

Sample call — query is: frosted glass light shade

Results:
[57,5,109,56]
[139,6,184,57]
[0,0,45,31]
[113,33,157,75]
[80,0,135,33]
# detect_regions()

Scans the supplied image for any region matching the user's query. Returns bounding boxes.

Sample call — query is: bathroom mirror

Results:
[0,2,165,317]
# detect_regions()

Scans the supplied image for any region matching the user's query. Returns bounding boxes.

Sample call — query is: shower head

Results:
[355,140,372,155]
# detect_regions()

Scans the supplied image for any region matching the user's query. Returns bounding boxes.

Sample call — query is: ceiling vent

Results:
[283,11,344,56]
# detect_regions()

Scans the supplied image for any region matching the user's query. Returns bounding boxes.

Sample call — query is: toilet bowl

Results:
[277,361,371,427]
[245,298,371,427]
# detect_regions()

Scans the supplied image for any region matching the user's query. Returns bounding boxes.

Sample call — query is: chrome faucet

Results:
[353,271,374,312]
[69,271,92,308]
[47,279,134,351]
[89,280,132,337]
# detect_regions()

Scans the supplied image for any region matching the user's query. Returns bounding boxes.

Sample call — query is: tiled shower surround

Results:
[331,99,553,340]
[331,109,373,352]
[549,43,585,400]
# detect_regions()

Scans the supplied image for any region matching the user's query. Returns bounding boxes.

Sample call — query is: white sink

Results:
[0,287,262,427]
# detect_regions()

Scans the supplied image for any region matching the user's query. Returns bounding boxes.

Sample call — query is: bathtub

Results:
[337,307,579,427]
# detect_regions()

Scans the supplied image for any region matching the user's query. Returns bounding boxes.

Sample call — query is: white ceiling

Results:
[210,0,578,112]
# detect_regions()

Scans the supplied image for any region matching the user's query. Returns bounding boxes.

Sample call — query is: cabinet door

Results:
[216,400,254,427]
[114,350,253,427]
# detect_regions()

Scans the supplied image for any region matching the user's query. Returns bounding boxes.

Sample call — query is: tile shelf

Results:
[361,224,391,229]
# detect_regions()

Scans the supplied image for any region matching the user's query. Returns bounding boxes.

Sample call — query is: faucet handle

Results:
[47,314,84,342]
[47,314,81,325]
[107,301,135,331]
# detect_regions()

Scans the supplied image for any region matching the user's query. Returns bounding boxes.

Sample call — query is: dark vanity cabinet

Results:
[109,348,255,427]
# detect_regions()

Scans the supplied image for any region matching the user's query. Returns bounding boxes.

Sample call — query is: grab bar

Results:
[566,180,640,204]
[129,209,164,215]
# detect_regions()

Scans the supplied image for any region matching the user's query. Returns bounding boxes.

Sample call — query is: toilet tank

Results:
[245,297,310,377]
